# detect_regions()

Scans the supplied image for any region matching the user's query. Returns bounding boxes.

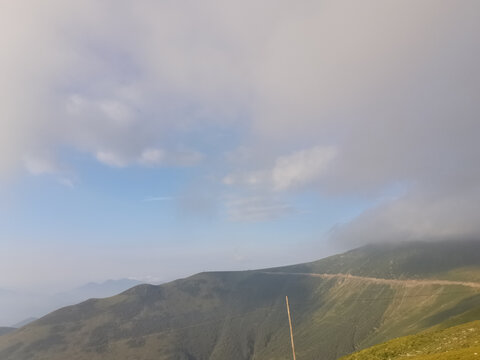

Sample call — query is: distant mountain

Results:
[74,279,143,295]
[52,279,143,305]
[11,317,37,329]
[0,239,479,360]
[0,289,44,328]
[0,279,143,327]
[0,328,15,336]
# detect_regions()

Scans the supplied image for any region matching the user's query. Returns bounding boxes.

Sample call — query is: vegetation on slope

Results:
[0,240,479,360]
[271,239,480,281]
[340,320,480,360]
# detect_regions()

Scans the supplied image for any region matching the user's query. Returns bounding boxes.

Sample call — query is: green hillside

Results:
[271,239,480,281]
[340,320,480,360]
[0,240,479,360]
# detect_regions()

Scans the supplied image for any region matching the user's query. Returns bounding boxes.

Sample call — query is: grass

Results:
[1,240,480,360]
[340,320,480,360]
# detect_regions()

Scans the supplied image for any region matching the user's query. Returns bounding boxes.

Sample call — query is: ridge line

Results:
[261,272,480,288]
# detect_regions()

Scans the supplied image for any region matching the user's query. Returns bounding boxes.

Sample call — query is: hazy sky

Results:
[1,1,480,291]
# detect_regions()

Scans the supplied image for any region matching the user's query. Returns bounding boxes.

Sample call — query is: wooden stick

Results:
[286,296,297,360]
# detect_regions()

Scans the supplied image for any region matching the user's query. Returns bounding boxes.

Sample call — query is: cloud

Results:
[0,1,479,240]
[23,156,59,176]
[138,149,166,167]
[98,100,135,127]
[166,149,204,167]
[223,146,336,191]
[23,154,76,188]
[96,150,129,168]
[57,177,75,189]
[222,171,269,188]
[272,146,336,191]
[96,147,203,168]
[225,196,294,222]
[329,185,480,248]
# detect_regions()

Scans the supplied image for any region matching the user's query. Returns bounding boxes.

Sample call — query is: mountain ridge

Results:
[0,279,143,327]
[268,239,480,280]
[1,239,479,360]
[11,317,38,329]
[260,271,480,288]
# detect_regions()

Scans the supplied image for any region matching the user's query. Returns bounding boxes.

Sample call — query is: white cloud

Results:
[166,149,204,167]
[95,147,203,169]
[224,146,336,192]
[96,150,129,168]
[23,154,76,188]
[57,177,75,189]
[226,196,294,222]
[24,156,59,176]
[222,175,235,185]
[272,146,336,191]
[0,0,479,239]
[138,148,166,166]
[330,186,480,248]
[137,148,203,167]
[222,170,269,188]
[98,100,135,127]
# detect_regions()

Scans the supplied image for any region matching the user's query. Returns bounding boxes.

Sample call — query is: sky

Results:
[1,0,480,297]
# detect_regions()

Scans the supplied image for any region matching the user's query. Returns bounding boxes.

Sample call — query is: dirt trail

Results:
[262,272,480,289]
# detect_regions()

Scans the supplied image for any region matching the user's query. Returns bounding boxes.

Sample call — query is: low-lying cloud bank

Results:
[330,186,480,248]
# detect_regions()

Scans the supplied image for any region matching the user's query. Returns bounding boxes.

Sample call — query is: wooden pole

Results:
[286,296,297,360]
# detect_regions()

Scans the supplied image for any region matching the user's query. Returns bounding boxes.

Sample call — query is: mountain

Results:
[51,279,143,306]
[0,288,45,328]
[0,239,479,360]
[270,239,480,281]
[11,317,38,329]
[340,320,480,359]
[0,328,15,336]
[0,279,142,327]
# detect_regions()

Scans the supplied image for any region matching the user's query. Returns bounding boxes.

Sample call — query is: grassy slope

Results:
[340,320,480,360]
[270,239,480,281]
[0,240,479,360]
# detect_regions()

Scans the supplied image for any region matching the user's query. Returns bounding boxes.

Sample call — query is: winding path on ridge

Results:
[261,272,480,289]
